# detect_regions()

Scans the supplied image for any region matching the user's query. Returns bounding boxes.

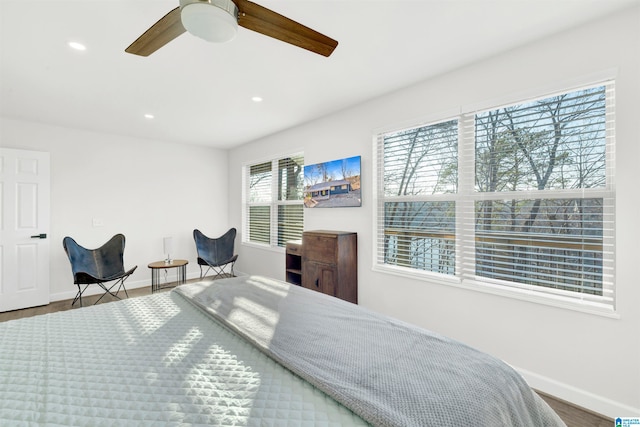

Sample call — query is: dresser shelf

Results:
[285,240,302,286]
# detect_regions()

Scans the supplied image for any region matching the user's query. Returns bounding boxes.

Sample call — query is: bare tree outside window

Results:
[382,120,458,274]
[377,84,613,302]
[474,86,607,295]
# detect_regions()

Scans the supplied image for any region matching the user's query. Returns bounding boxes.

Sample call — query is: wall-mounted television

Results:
[303,155,361,208]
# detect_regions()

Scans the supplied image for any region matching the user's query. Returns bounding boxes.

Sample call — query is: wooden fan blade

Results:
[125,7,186,57]
[235,0,338,57]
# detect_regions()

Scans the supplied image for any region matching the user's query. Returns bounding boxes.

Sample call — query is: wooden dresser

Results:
[297,230,357,304]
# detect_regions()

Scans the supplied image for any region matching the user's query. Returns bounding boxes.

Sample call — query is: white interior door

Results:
[0,148,50,312]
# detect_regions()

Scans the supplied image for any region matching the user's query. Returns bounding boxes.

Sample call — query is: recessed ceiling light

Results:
[251,96,263,103]
[68,41,86,51]
[144,114,155,119]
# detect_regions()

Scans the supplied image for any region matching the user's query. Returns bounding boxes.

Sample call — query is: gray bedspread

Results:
[175,275,565,427]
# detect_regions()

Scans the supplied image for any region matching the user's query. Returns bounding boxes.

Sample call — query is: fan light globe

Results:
[181,1,238,43]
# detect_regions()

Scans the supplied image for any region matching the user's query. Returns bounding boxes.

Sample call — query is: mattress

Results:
[0,288,369,426]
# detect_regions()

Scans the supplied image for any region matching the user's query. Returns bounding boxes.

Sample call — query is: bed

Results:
[0,275,565,426]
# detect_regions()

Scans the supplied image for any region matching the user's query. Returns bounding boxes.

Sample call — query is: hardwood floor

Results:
[0,283,613,427]
[538,392,613,427]
[0,284,159,322]
[0,277,211,322]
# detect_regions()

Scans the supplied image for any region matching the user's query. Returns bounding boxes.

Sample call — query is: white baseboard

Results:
[516,366,640,419]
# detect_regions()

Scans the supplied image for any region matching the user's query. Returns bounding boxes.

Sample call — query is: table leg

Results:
[179,265,186,284]
[151,269,159,293]
[150,263,188,293]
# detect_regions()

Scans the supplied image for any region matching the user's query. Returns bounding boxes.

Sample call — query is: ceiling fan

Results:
[125,0,338,57]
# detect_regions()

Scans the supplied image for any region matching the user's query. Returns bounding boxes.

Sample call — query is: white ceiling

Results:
[1,0,637,149]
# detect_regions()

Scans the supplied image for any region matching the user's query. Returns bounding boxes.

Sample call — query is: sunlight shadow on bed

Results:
[173,275,566,427]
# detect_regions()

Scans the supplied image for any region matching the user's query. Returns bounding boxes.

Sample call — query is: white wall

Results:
[0,117,229,300]
[228,6,640,417]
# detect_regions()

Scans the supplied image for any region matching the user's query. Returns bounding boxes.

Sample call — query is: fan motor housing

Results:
[179,0,239,19]
[179,0,239,43]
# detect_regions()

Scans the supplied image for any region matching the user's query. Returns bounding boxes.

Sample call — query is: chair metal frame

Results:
[63,234,137,307]
[193,228,238,280]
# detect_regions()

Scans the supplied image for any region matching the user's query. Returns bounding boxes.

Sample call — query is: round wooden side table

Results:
[148,259,189,292]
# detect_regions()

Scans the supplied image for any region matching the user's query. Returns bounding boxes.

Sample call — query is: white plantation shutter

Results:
[244,154,304,248]
[375,81,615,309]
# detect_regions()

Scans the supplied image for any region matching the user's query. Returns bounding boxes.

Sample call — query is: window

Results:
[244,154,304,248]
[375,82,615,309]
[378,119,459,275]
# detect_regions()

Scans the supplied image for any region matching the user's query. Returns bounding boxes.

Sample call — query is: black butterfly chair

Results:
[193,228,238,280]
[63,234,138,307]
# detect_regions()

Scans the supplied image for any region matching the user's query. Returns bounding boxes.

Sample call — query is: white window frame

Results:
[242,152,304,251]
[373,81,616,317]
